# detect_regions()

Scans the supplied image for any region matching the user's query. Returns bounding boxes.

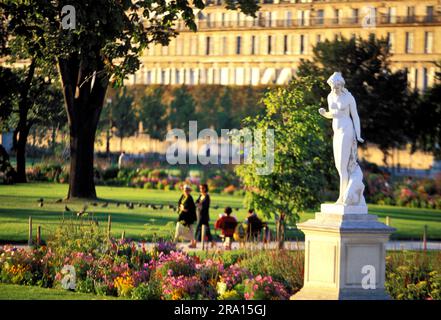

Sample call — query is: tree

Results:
[0,65,65,182]
[412,82,441,160]
[110,88,137,152]
[139,87,168,140]
[236,76,335,243]
[169,86,196,135]
[297,36,418,163]
[216,87,237,133]
[2,0,259,199]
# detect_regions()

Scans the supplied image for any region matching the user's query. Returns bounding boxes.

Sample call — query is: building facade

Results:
[128,0,441,90]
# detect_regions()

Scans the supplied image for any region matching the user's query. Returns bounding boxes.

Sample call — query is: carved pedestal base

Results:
[291,207,395,300]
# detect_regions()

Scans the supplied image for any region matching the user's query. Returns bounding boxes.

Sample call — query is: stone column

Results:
[292,204,395,300]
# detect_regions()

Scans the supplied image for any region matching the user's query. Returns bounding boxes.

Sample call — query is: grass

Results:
[0,183,440,242]
[0,283,122,300]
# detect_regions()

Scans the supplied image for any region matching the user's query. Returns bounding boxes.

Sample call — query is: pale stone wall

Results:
[133,0,441,90]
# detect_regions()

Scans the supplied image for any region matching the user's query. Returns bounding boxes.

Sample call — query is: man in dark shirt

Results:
[246,209,263,241]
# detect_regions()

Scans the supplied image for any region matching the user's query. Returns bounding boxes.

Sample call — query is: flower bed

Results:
[0,230,293,300]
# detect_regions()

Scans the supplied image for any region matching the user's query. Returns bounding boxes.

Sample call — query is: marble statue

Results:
[319,72,366,206]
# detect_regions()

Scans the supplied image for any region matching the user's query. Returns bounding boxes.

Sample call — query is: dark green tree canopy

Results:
[139,87,167,140]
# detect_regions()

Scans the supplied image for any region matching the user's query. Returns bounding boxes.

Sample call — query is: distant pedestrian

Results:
[118,151,127,169]
[195,184,215,247]
[245,209,263,241]
[215,207,238,250]
[174,184,197,248]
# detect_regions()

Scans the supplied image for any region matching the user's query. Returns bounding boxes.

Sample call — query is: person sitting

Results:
[245,209,263,241]
[214,207,237,250]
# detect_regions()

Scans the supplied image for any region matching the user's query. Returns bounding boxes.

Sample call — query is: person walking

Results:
[195,184,215,247]
[174,184,197,248]
[118,151,126,170]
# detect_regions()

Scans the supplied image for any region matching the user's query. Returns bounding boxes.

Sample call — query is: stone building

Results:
[128,0,441,90]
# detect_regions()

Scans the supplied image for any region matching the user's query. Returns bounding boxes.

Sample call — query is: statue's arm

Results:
[349,96,364,143]
[318,96,333,119]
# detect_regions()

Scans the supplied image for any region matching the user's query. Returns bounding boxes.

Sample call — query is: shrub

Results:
[243,275,290,300]
[131,280,162,300]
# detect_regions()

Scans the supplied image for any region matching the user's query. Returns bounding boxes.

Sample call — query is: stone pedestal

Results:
[292,204,395,300]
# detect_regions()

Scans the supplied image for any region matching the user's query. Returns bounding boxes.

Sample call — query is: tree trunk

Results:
[58,54,109,200]
[15,124,30,183]
[68,116,97,199]
[13,59,36,183]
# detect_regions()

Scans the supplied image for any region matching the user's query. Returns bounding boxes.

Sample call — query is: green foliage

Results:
[138,87,168,140]
[386,251,441,300]
[47,218,107,258]
[131,280,162,300]
[169,86,196,135]
[239,250,304,293]
[412,83,441,160]
[297,36,418,154]
[110,87,138,147]
[236,76,334,222]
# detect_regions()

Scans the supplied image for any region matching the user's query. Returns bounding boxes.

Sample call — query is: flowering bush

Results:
[243,275,290,300]
[155,251,197,277]
[219,264,252,290]
[162,275,204,300]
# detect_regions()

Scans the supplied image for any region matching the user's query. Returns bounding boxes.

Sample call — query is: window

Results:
[236,36,242,55]
[206,36,211,55]
[352,8,359,24]
[146,71,151,84]
[316,34,322,44]
[251,35,256,55]
[161,70,166,84]
[175,70,180,84]
[423,68,428,90]
[267,35,272,54]
[189,69,195,85]
[286,11,292,27]
[207,13,212,27]
[222,36,228,55]
[284,35,289,54]
[405,32,414,53]
[387,7,396,23]
[267,12,272,27]
[298,10,305,26]
[387,32,395,53]
[414,68,419,90]
[407,6,415,23]
[221,13,226,26]
[300,35,305,54]
[334,9,340,24]
[425,32,433,54]
[316,10,324,25]
[426,6,434,22]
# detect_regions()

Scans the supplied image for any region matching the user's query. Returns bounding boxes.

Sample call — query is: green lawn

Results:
[0,283,121,300]
[0,183,440,242]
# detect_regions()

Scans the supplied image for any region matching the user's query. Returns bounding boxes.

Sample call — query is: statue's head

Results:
[327,72,345,95]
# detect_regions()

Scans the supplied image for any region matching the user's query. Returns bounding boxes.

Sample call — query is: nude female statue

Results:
[318,72,365,206]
